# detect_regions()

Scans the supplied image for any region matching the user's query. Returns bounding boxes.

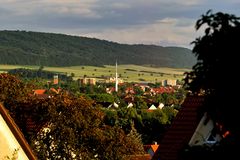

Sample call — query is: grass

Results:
[0,64,191,83]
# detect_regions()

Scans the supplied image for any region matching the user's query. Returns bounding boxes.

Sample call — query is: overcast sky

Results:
[0,0,239,48]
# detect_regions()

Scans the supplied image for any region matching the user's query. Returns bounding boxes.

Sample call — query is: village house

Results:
[152,96,228,160]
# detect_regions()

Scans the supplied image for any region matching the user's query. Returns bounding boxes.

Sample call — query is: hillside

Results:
[0,30,196,68]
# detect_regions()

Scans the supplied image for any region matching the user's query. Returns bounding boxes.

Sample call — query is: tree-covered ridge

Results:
[8,68,72,82]
[0,30,196,68]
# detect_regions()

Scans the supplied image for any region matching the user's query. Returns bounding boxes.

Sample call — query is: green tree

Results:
[184,10,240,158]
[70,72,75,77]
[103,109,118,126]
[0,74,30,107]
[38,65,44,71]
[88,93,115,103]
[115,108,143,133]
[140,110,168,144]
[133,86,144,96]
[98,125,145,160]
[135,96,148,109]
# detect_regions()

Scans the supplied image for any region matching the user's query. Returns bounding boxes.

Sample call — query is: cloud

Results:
[81,17,198,48]
[0,0,102,30]
[39,0,100,18]
[0,0,205,28]
[111,3,131,9]
[0,0,100,18]
[0,0,239,47]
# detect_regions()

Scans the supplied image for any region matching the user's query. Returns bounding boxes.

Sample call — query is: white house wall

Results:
[0,114,29,160]
[188,113,214,146]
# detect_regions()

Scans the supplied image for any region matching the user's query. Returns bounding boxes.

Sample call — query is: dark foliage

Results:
[8,68,72,81]
[184,10,240,158]
[0,30,196,68]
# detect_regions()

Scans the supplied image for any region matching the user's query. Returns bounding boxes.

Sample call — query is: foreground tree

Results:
[0,73,145,159]
[0,73,31,108]
[184,10,240,158]
[33,93,145,159]
[0,73,40,140]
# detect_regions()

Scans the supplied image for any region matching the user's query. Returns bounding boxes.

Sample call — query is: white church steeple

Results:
[115,60,118,92]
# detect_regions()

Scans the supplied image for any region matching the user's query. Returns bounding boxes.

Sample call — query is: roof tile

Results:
[152,96,205,160]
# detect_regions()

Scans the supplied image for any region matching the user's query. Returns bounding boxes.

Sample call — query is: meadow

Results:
[0,64,191,83]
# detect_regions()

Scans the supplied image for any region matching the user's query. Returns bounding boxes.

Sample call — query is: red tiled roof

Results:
[151,144,159,153]
[125,87,135,94]
[34,89,46,95]
[50,88,58,94]
[151,87,175,94]
[152,96,205,160]
[127,154,151,160]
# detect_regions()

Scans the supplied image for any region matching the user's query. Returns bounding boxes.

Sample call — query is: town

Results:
[0,6,239,160]
[0,65,186,159]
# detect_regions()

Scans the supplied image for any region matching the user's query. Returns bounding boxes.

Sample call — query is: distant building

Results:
[78,78,96,85]
[53,75,58,84]
[134,83,149,92]
[151,87,175,95]
[148,104,157,110]
[162,79,177,86]
[107,102,119,109]
[153,96,226,160]
[109,77,124,84]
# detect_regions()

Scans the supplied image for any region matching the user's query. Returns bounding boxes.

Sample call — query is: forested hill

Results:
[0,30,196,68]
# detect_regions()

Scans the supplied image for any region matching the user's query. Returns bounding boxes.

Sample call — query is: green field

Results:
[0,64,191,83]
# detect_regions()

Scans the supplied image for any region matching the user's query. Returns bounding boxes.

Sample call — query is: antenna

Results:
[115,60,118,92]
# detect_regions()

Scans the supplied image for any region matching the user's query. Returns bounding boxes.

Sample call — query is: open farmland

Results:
[0,64,191,83]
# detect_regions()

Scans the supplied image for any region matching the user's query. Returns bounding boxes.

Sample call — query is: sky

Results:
[0,0,240,48]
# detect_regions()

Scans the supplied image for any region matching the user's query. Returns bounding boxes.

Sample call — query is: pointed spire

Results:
[115,60,118,92]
